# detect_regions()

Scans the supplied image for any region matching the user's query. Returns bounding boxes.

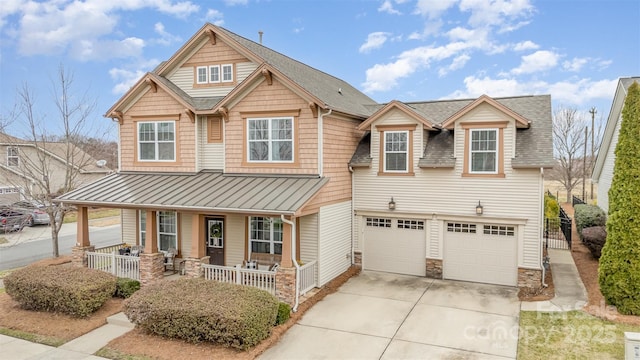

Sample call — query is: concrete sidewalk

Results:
[0,312,133,359]
[520,248,587,312]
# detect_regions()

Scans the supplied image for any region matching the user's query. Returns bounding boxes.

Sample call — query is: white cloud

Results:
[205,9,224,26]
[459,0,535,31]
[72,37,145,62]
[414,0,458,19]
[153,22,182,46]
[447,75,618,105]
[359,32,391,53]
[12,0,199,60]
[563,57,589,72]
[511,50,559,75]
[378,0,402,15]
[0,0,26,29]
[513,40,538,51]
[224,0,248,5]
[109,58,161,95]
[438,54,471,76]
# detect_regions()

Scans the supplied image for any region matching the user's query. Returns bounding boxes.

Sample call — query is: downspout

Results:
[318,108,332,177]
[281,214,300,312]
[195,115,200,172]
[349,165,355,266]
[540,167,548,287]
[111,118,122,173]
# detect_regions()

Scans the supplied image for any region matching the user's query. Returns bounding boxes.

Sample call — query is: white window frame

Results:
[7,147,19,167]
[209,65,220,83]
[247,117,294,163]
[470,128,498,174]
[139,210,177,251]
[196,66,208,84]
[249,217,283,256]
[384,130,409,173]
[137,121,176,162]
[222,64,233,82]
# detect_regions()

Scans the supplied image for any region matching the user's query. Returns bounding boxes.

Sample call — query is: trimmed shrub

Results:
[115,278,140,298]
[574,204,606,236]
[581,226,607,259]
[124,278,278,350]
[275,302,291,325]
[4,265,116,317]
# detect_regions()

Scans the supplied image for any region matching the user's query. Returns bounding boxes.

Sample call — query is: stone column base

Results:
[140,253,165,286]
[426,258,443,279]
[275,267,296,306]
[518,267,543,289]
[184,257,209,278]
[354,251,362,268]
[71,245,95,268]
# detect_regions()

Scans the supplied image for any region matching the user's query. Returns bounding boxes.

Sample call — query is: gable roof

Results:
[440,94,531,129]
[350,95,554,169]
[592,77,640,181]
[107,23,377,120]
[356,101,438,131]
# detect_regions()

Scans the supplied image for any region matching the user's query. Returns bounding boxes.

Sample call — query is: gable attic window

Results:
[194,63,234,85]
[461,122,506,178]
[247,117,293,162]
[7,147,19,167]
[196,66,208,84]
[376,124,416,176]
[138,121,176,161]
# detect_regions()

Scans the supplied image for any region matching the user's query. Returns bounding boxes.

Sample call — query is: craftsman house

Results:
[59,23,553,306]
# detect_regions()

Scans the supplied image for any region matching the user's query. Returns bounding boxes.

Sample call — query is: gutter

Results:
[540,167,548,287]
[280,214,300,312]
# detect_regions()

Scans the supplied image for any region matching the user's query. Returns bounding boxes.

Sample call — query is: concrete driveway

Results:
[260,271,520,360]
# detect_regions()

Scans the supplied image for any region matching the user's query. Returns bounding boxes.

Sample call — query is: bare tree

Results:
[548,107,587,202]
[5,65,106,257]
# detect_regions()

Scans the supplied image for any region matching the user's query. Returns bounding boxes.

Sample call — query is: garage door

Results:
[363,217,426,276]
[443,222,517,286]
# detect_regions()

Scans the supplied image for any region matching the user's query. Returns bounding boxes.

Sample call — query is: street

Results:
[0,223,121,271]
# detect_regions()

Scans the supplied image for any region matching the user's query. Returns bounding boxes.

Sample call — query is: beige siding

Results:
[597,114,621,213]
[180,213,193,258]
[367,112,423,174]
[197,117,225,170]
[318,201,352,286]
[120,87,196,172]
[225,78,319,174]
[299,213,318,263]
[354,106,543,270]
[225,214,245,266]
[122,209,138,244]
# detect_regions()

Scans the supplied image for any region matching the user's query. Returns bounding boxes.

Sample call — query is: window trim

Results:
[246,117,295,163]
[7,147,19,167]
[248,216,283,256]
[376,124,416,176]
[221,64,233,82]
[136,120,177,162]
[209,65,220,83]
[196,66,208,84]
[383,130,409,173]
[469,128,498,174]
[461,122,506,178]
[138,210,178,252]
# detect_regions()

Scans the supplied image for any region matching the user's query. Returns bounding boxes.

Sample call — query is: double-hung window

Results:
[470,129,498,173]
[222,64,233,82]
[384,131,408,172]
[195,64,233,84]
[7,147,19,167]
[247,117,293,162]
[209,65,220,83]
[138,210,177,251]
[249,217,283,255]
[196,66,208,84]
[138,121,175,161]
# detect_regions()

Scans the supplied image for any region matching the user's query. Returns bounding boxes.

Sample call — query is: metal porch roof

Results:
[57,171,328,215]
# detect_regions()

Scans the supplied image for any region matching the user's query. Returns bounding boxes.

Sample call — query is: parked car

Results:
[0,208,30,232]
[11,200,50,226]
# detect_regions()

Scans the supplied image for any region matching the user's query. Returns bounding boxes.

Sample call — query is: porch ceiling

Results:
[57,171,328,215]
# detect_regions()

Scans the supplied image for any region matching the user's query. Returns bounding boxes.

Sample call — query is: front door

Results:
[206,218,224,265]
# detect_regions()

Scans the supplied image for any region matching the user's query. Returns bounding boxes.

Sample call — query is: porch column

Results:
[140,210,163,286]
[185,214,207,278]
[281,217,293,268]
[71,206,93,268]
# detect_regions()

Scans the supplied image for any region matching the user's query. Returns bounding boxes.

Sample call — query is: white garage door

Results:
[443,222,517,286]
[363,217,426,276]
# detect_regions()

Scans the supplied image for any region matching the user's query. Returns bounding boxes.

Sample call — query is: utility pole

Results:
[589,107,597,200]
[583,126,588,202]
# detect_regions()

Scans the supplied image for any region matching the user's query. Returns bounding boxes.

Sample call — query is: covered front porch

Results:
[60,171,328,307]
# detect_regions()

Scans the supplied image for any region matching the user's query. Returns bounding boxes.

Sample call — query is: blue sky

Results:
[0,0,638,139]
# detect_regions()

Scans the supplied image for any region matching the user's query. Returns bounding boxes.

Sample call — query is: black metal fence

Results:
[545,206,572,250]
[572,195,586,206]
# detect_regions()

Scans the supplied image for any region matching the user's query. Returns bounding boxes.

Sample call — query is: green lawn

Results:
[63,208,121,223]
[518,310,640,359]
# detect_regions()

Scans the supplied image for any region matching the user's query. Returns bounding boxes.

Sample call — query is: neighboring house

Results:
[58,23,553,306]
[0,133,110,205]
[592,77,640,213]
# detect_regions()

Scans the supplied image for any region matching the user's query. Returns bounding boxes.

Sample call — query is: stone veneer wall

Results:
[139,253,165,286]
[426,258,443,279]
[184,257,209,278]
[71,246,95,268]
[354,251,362,268]
[275,267,296,306]
[518,267,542,288]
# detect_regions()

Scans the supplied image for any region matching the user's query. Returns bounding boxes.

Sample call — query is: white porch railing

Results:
[203,264,276,295]
[93,243,125,254]
[298,260,317,296]
[87,251,140,281]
